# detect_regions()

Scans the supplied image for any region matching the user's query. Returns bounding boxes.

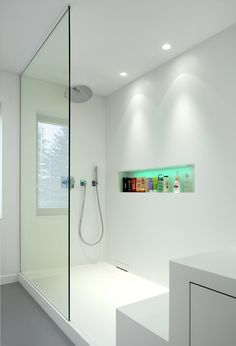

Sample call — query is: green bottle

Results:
[152,177,158,191]
[158,174,164,192]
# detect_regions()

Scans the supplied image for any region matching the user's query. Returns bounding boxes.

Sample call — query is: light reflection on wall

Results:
[118,70,208,169]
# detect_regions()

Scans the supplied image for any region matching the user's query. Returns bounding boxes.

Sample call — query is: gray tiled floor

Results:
[1,283,74,346]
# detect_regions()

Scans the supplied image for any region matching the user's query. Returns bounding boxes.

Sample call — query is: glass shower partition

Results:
[20,9,70,319]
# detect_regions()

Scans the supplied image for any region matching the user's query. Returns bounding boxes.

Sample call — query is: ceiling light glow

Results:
[162,43,172,51]
[120,72,128,77]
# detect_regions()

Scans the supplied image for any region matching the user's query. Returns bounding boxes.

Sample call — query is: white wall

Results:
[0,70,20,284]
[70,95,106,266]
[106,25,236,287]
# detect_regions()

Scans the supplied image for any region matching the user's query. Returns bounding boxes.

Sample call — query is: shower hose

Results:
[79,182,104,246]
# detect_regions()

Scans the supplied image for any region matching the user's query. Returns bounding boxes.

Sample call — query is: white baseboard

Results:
[0,273,19,285]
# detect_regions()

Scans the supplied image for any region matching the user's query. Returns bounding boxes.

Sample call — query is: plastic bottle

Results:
[174,174,181,193]
[163,176,169,192]
[145,178,149,192]
[128,178,132,192]
[122,177,128,192]
[140,178,146,192]
[158,174,164,192]
[132,178,137,192]
[152,177,158,191]
[136,178,141,192]
[148,178,153,192]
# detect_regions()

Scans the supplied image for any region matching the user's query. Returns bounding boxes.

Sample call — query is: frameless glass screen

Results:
[20,10,70,318]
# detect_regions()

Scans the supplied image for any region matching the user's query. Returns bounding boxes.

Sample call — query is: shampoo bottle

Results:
[140,178,146,192]
[123,177,128,192]
[174,174,181,193]
[148,178,153,192]
[152,177,158,191]
[163,176,169,192]
[158,174,164,192]
[128,178,132,192]
[136,178,141,192]
[132,178,137,192]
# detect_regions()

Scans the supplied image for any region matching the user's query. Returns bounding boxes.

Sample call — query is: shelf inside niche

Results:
[119,164,194,193]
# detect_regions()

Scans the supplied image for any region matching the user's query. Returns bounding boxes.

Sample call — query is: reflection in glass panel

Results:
[20,10,70,318]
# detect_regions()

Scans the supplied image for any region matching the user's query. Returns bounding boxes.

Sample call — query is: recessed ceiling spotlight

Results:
[162,43,172,51]
[120,72,128,77]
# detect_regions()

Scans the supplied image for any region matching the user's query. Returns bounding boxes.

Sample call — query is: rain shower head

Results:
[65,85,93,103]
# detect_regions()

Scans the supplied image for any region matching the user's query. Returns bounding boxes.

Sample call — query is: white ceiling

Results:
[1,0,236,95]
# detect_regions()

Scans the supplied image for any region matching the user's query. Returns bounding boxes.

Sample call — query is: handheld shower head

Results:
[94,166,98,182]
[79,165,104,246]
[92,166,98,186]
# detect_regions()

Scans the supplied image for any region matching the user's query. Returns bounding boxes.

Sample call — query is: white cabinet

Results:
[190,283,236,346]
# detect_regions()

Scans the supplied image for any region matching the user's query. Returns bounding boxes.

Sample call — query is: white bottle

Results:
[174,174,181,193]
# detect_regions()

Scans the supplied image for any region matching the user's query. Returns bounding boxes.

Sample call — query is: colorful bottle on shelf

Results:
[148,178,153,192]
[132,177,137,192]
[152,177,158,191]
[158,174,164,192]
[163,175,169,192]
[127,178,132,192]
[122,177,128,192]
[140,178,146,192]
[145,178,148,192]
[136,178,141,192]
[174,173,181,193]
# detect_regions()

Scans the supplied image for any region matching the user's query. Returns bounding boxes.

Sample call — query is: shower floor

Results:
[33,262,168,346]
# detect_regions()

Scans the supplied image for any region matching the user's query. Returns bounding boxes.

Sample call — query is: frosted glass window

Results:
[37,117,68,214]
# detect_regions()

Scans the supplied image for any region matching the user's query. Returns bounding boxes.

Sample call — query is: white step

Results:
[117,293,169,346]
